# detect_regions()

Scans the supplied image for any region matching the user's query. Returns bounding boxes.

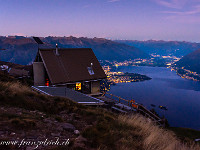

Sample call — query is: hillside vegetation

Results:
[176,48,200,74]
[0,75,199,149]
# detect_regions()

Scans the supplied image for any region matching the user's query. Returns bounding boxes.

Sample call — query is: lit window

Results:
[88,67,94,75]
[76,83,81,91]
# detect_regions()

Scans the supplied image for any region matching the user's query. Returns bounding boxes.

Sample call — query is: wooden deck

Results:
[32,86,104,105]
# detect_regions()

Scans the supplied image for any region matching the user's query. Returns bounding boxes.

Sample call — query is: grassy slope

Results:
[0,75,199,149]
[169,127,200,143]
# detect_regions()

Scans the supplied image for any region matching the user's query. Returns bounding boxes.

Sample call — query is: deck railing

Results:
[105,92,163,126]
[106,92,138,108]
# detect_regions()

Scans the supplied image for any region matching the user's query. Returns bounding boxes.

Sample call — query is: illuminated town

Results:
[101,55,200,82]
[173,67,200,81]
[102,65,151,84]
[101,54,181,67]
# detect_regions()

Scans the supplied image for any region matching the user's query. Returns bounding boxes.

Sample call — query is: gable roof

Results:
[38,48,106,84]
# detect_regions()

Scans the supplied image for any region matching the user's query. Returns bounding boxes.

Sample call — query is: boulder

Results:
[61,123,75,131]
[74,130,80,135]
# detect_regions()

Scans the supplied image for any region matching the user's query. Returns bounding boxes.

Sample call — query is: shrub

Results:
[11,118,36,129]
[55,116,63,122]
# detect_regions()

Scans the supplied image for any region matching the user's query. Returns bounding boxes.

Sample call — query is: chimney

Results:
[56,43,59,56]
[91,63,93,69]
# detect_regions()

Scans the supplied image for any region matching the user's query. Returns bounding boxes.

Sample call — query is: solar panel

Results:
[33,37,43,44]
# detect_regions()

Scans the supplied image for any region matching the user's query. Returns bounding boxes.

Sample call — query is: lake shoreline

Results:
[108,66,200,130]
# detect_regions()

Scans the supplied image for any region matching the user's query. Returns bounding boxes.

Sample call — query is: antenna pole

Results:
[37,44,39,62]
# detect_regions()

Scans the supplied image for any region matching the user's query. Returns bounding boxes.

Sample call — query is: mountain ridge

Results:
[115,40,200,57]
[0,36,149,65]
[176,48,200,74]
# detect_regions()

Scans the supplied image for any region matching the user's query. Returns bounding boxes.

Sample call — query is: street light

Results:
[159,105,168,127]
[150,104,168,127]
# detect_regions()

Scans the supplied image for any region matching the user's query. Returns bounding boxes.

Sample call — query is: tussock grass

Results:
[82,110,143,150]
[0,81,199,150]
[0,81,77,114]
[2,81,32,95]
[118,114,200,150]
[169,127,200,144]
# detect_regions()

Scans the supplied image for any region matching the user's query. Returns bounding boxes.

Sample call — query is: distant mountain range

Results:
[0,36,149,65]
[176,49,200,74]
[115,40,200,57]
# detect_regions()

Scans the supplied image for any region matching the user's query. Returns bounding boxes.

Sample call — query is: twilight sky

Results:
[1,0,200,42]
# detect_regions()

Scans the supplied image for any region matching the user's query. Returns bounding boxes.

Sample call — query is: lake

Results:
[109,66,200,130]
